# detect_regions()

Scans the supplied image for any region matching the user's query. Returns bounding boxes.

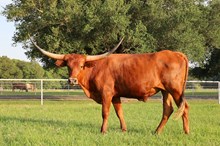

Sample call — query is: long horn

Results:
[29,35,65,60]
[86,37,124,61]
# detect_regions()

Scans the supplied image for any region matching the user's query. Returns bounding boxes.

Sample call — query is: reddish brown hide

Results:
[31,39,189,134]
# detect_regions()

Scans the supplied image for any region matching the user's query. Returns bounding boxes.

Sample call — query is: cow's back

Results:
[88,50,188,100]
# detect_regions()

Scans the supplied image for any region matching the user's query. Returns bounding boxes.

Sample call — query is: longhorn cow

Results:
[12,83,35,92]
[30,37,189,134]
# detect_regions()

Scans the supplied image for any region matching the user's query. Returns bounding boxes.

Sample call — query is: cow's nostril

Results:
[72,78,78,85]
[68,78,71,84]
[68,78,78,85]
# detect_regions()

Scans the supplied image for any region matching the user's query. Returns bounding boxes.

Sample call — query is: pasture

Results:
[0,99,219,145]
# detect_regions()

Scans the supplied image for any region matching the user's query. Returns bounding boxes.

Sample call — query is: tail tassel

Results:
[173,100,185,120]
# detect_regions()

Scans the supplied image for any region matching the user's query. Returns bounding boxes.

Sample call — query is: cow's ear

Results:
[55,60,66,67]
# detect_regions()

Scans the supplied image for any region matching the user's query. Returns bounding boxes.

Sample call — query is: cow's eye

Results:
[80,65,84,69]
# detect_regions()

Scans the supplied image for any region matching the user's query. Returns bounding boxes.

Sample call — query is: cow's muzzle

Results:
[68,78,78,85]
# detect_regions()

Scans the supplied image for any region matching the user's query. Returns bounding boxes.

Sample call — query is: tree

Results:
[3,0,133,67]
[145,0,207,63]
[191,48,220,80]
[2,0,220,75]
[0,56,66,79]
[202,0,220,49]
[0,56,23,79]
[14,59,45,79]
[190,0,220,80]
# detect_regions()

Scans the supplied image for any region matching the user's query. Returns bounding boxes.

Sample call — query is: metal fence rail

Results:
[0,79,219,105]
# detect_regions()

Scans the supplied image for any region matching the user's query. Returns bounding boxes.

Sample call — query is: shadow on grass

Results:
[0,115,158,135]
[0,115,99,132]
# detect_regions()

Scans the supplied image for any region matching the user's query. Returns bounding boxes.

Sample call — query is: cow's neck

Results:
[77,65,93,98]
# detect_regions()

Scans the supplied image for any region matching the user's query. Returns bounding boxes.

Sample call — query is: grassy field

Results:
[0,99,220,145]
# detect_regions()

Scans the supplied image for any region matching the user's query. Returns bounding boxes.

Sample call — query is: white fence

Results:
[0,79,219,105]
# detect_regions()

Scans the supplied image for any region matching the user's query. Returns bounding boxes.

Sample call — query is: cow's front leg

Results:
[112,97,127,132]
[101,95,112,134]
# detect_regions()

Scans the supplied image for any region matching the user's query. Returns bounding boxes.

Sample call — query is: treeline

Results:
[0,56,68,79]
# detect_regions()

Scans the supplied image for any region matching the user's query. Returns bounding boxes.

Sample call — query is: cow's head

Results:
[30,37,123,85]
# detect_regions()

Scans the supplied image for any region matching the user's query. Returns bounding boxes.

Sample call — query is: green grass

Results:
[185,89,218,96]
[0,99,220,145]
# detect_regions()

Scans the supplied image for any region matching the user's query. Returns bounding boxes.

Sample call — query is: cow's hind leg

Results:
[112,97,127,132]
[172,92,190,134]
[182,100,189,134]
[155,91,174,134]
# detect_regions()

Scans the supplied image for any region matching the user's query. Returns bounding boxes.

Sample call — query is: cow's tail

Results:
[173,52,189,120]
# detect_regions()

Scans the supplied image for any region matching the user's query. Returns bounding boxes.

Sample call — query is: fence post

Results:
[41,79,43,105]
[218,82,220,104]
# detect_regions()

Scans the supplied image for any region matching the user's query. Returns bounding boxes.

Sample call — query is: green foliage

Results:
[0,56,67,79]
[0,56,22,79]
[203,0,220,48]
[143,0,206,62]
[2,0,220,78]
[0,100,219,145]
[14,59,45,79]
[191,48,220,80]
